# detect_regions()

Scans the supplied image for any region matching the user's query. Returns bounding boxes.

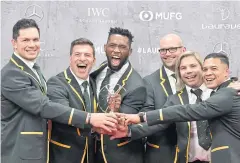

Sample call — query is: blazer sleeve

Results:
[140,78,155,112]
[146,88,236,126]
[119,86,147,114]
[130,95,175,140]
[47,76,70,107]
[1,69,88,129]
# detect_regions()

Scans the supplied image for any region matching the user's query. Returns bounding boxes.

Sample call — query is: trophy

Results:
[98,83,126,113]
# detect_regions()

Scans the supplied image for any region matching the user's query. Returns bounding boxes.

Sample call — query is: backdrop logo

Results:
[88,8,109,17]
[24,4,44,22]
[202,5,240,30]
[216,6,230,20]
[139,10,182,22]
[139,11,154,21]
[212,42,231,57]
[74,8,117,24]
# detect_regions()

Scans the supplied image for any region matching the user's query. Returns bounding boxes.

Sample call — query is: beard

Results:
[106,55,129,71]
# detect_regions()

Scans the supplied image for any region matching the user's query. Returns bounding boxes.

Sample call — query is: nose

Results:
[113,46,121,53]
[28,40,35,47]
[79,54,86,60]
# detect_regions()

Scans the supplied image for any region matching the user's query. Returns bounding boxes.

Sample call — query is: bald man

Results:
[128,34,186,163]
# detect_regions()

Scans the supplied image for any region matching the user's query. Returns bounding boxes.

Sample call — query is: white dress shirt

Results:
[96,62,129,98]
[186,84,212,162]
[164,67,176,94]
[69,68,91,110]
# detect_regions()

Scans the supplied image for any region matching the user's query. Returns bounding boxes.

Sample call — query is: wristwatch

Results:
[138,112,146,123]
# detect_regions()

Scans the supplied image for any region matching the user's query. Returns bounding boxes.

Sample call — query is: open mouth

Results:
[185,75,197,80]
[205,78,215,83]
[77,63,87,70]
[111,56,121,66]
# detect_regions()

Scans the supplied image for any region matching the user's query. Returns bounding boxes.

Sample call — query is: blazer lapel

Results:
[10,54,45,92]
[90,61,108,80]
[159,67,173,97]
[113,63,133,96]
[89,77,97,113]
[177,87,189,105]
[64,68,86,111]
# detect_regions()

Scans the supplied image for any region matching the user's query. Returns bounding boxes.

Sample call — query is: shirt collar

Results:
[14,52,36,69]
[164,66,175,77]
[186,83,209,94]
[70,68,90,87]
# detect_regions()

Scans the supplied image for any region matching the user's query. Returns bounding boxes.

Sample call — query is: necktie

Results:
[210,90,215,96]
[98,68,114,112]
[33,63,46,93]
[82,81,91,112]
[191,88,212,150]
[171,73,176,80]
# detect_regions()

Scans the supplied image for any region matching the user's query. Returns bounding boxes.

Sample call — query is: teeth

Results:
[112,56,120,59]
[206,79,214,81]
[77,63,87,67]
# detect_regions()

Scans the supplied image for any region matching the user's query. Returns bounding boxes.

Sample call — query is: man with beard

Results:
[90,27,146,163]
[112,33,186,163]
[124,53,240,163]
[47,38,103,163]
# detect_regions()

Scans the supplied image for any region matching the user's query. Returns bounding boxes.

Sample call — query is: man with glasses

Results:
[127,34,186,163]
[90,27,146,163]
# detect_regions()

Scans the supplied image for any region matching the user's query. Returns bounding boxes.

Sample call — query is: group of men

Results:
[1,18,240,163]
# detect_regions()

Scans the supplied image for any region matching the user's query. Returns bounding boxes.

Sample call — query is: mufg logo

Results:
[139,10,182,21]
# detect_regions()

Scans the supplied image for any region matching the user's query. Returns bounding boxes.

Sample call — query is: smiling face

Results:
[159,34,186,71]
[179,56,203,88]
[203,58,229,89]
[104,34,132,71]
[11,27,40,61]
[70,44,96,80]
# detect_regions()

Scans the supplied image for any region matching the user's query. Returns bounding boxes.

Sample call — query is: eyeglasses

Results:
[158,46,183,55]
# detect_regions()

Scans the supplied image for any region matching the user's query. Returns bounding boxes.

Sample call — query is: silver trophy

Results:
[98,83,126,113]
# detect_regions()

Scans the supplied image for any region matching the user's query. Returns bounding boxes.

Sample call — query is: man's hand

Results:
[108,93,121,112]
[89,113,118,133]
[110,125,129,140]
[92,127,113,135]
[115,113,141,125]
[228,81,240,95]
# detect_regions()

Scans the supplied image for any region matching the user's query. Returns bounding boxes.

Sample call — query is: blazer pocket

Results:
[19,132,44,160]
[211,146,230,163]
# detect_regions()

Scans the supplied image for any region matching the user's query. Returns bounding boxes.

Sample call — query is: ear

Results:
[129,48,132,56]
[182,47,186,52]
[93,57,96,66]
[104,44,107,53]
[11,39,17,50]
[226,67,230,77]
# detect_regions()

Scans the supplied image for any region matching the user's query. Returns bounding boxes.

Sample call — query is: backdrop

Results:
[1,1,240,79]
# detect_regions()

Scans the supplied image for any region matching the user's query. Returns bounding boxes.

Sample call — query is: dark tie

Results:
[33,63,46,93]
[191,89,212,150]
[171,73,176,79]
[98,68,114,112]
[210,90,215,96]
[82,81,91,112]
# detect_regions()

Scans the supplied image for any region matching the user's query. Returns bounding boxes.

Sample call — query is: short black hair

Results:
[70,38,95,56]
[204,52,229,67]
[12,18,40,40]
[107,27,134,46]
